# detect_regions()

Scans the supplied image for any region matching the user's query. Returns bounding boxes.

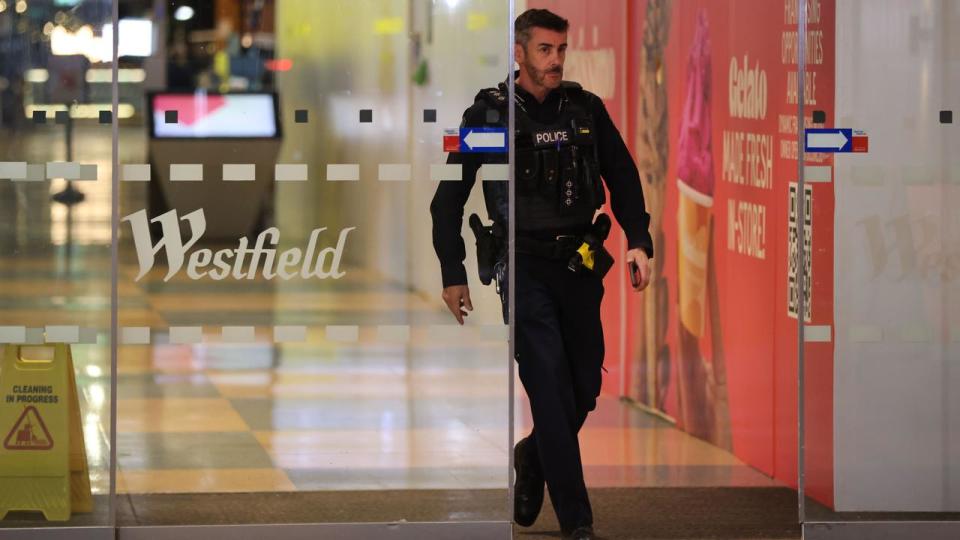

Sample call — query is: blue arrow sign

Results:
[805,128,852,153]
[459,127,508,153]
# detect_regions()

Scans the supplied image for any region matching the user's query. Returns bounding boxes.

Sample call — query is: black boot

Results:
[563,525,595,539]
[513,435,544,526]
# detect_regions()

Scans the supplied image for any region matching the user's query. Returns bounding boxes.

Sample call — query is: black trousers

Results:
[505,251,606,532]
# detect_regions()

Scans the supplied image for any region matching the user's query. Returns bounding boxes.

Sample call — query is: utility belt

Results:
[516,231,614,279]
[470,214,615,284]
[515,234,584,261]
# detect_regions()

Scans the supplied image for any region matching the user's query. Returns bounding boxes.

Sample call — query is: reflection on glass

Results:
[111,0,512,529]
[0,0,114,529]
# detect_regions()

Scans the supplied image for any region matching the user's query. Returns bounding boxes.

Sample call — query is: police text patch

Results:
[533,128,572,148]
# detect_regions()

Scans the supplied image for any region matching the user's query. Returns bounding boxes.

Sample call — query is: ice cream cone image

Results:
[676,9,715,339]
[634,0,672,410]
[674,8,722,442]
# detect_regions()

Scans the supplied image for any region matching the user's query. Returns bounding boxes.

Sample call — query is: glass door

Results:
[0,0,116,537]
[112,0,513,537]
[798,0,960,537]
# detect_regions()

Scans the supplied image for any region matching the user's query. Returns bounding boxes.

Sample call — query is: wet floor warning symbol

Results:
[4,406,53,450]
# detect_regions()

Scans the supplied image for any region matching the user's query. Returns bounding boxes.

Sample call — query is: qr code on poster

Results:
[787,183,812,322]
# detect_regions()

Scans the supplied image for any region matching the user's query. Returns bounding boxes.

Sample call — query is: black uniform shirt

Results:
[430,76,655,288]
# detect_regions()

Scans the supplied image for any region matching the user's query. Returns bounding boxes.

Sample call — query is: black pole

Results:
[51,105,85,206]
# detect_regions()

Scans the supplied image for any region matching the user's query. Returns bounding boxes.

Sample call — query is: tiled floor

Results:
[1,126,785,528]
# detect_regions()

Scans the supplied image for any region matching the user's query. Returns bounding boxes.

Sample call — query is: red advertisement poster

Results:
[625,0,834,500]
[524,0,835,506]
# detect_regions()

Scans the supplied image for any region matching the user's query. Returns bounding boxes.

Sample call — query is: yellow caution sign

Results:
[0,344,92,521]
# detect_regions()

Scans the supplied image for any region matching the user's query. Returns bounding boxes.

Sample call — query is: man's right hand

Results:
[442,285,473,325]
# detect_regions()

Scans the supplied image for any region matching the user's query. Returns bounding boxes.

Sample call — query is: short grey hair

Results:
[514,8,569,49]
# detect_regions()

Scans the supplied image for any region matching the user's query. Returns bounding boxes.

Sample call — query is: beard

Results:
[523,61,563,87]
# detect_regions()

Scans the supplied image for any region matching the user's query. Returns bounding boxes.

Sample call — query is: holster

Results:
[468,214,504,286]
[587,245,615,279]
[566,213,615,279]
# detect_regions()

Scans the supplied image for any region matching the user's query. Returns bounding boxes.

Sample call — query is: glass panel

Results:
[800,0,960,529]
[0,0,115,530]
[515,0,799,534]
[115,0,511,527]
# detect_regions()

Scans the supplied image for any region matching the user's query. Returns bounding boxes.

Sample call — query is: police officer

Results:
[430,9,653,540]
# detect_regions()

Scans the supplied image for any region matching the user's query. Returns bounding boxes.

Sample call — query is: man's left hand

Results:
[626,248,652,292]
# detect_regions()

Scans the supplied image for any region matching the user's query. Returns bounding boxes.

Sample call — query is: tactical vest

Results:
[473,81,606,233]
